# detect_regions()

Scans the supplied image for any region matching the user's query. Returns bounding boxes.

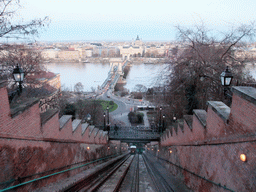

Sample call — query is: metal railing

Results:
[108,126,160,141]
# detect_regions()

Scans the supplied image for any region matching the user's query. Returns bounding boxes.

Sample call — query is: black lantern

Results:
[221,66,233,104]
[13,64,24,95]
[221,66,233,87]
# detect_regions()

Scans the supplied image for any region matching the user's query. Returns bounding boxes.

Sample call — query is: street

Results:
[97,90,151,127]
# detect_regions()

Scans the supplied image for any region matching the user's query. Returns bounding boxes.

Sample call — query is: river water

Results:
[45,62,256,92]
[45,62,171,92]
[46,62,109,91]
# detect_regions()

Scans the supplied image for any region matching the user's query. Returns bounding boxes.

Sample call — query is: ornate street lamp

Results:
[103,112,106,131]
[158,106,162,133]
[107,106,110,125]
[162,114,166,133]
[13,64,24,95]
[221,66,233,87]
[221,66,233,101]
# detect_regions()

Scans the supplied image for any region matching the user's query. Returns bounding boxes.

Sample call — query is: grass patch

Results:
[98,100,118,112]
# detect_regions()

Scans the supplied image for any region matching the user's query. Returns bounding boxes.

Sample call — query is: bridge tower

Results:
[122,53,130,61]
[109,58,122,74]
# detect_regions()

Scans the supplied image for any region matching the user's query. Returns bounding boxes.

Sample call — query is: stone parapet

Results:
[184,115,193,130]
[232,86,256,105]
[72,119,81,132]
[207,101,230,123]
[40,109,59,125]
[193,109,207,128]
[161,86,256,146]
[0,86,109,144]
[59,115,72,129]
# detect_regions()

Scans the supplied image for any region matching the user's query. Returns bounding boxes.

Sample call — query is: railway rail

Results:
[143,154,175,192]
[64,153,177,192]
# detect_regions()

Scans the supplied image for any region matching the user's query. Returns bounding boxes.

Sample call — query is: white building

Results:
[41,49,59,59]
[119,35,144,57]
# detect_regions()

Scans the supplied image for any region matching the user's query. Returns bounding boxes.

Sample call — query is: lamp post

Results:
[159,106,162,133]
[13,64,24,95]
[103,113,106,131]
[221,66,233,104]
[162,114,165,133]
[107,106,110,125]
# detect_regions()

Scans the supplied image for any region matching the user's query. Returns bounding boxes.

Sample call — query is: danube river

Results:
[45,62,171,92]
[45,62,256,92]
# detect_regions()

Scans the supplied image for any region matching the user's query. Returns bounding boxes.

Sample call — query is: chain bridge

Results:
[100,58,129,90]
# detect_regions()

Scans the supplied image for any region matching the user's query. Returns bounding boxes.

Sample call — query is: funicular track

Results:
[63,154,134,192]
[142,153,175,192]
[130,154,140,192]
[63,153,176,192]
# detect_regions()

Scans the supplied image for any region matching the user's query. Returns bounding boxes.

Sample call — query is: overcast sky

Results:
[17,0,256,42]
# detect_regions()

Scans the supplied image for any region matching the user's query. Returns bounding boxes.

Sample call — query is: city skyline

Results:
[10,0,256,42]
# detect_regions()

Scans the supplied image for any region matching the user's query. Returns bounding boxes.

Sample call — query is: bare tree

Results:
[167,22,256,117]
[75,99,104,126]
[0,0,49,40]
[74,82,84,94]
[0,0,49,81]
[0,46,45,81]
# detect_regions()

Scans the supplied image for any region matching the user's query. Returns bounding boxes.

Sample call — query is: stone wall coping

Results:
[169,127,173,136]
[72,119,81,132]
[193,109,207,128]
[170,127,173,136]
[81,123,89,135]
[102,131,108,137]
[94,128,100,137]
[166,130,170,139]
[98,130,103,139]
[184,115,193,130]
[40,109,59,125]
[232,86,256,106]
[207,101,230,123]
[178,120,184,132]
[59,115,72,129]
[88,126,95,136]
[10,98,39,118]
